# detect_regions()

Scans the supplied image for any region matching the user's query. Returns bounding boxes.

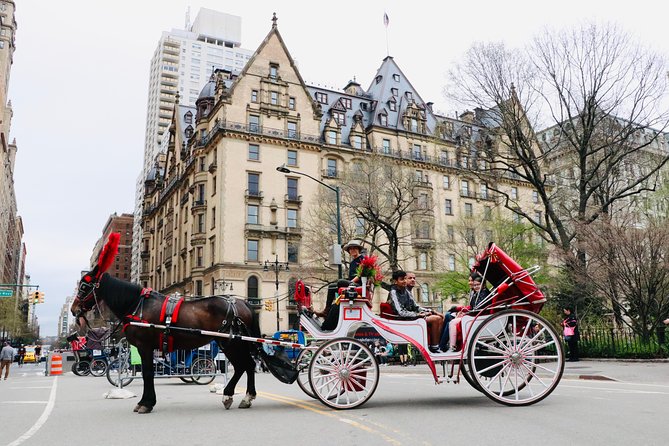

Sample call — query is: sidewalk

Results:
[380,359,669,384]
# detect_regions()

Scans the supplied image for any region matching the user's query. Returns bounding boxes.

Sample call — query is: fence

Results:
[578,326,668,359]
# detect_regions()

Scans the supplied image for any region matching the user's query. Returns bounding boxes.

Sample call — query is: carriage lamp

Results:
[276,164,342,279]
[263,254,289,331]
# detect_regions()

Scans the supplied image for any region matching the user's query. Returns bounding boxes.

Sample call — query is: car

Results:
[23,345,37,363]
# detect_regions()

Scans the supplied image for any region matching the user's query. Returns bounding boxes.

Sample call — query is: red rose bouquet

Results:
[355,255,383,286]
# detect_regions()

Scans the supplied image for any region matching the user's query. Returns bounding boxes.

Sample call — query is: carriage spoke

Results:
[484,361,512,390]
[475,340,507,355]
[522,339,556,354]
[477,359,509,375]
[484,326,509,348]
[496,366,513,396]
[521,361,550,389]
[528,360,559,376]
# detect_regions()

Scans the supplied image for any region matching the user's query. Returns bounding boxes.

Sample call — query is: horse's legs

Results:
[238,346,257,409]
[135,347,156,414]
[222,348,245,409]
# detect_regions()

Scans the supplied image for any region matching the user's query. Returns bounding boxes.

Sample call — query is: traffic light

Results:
[37,291,45,304]
[264,299,273,311]
[30,291,38,304]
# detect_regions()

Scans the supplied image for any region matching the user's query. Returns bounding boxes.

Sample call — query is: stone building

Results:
[140,17,540,333]
[90,213,134,280]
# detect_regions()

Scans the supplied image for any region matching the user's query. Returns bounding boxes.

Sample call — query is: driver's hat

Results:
[343,239,364,253]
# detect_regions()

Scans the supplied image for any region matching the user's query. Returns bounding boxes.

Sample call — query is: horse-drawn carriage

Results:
[72,234,562,413]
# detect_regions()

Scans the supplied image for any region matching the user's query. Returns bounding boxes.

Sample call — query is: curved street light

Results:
[276,164,342,279]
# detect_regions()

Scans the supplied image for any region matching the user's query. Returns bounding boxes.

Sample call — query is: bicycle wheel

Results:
[191,358,216,385]
[72,361,91,376]
[106,358,134,387]
[90,359,108,377]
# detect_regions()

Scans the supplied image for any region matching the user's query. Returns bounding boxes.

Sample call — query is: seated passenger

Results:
[387,270,444,352]
[442,271,490,352]
[320,240,365,330]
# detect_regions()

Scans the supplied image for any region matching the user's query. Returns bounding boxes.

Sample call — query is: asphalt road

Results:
[1,361,668,446]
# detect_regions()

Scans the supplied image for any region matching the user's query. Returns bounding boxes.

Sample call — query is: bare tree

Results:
[446,23,669,306]
[581,217,669,341]
[303,153,425,274]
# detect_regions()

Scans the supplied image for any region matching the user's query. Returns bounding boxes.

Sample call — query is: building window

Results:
[333,111,345,126]
[316,92,328,104]
[351,135,362,149]
[444,199,453,215]
[211,207,216,228]
[327,130,337,145]
[287,178,298,200]
[447,226,454,242]
[269,64,278,79]
[247,173,260,196]
[461,180,469,197]
[480,183,488,199]
[212,176,216,196]
[415,170,423,182]
[406,92,413,101]
[355,217,365,235]
[420,283,429,302]
[248,144,260,161]
[196,184,205,202]
[391,88,398,96]
[393,74,400,82]
[195,280,203,296]
[287,150,297,167]
[440,150,449,165]
[196,247,203,267]
[443,175,450,189]
[410,118,418,132]
[199,156,206,172]
[448,255,456,271]
[413,144,422,160]
[532,191,539,203]
[485,229,493,242]
[327,159,337,177]
[270,91,279,105]
[389,102,396,112]
[465,228,475,245]
[184,111,193,124]
[484,206,492,221]
[287,121,297,138]
[289,97,295,110]
[249,114,260,132]
[287,209,298,228]
[287,243,298,263]
[465,203,473,218]
[247,205,259,224]
[251,90,258,102]
[247,276,259,301]
[197,213,205,233]
[461,156,469,169]
[382,139,391,154]
[379,114,388,126]
[511,187,518,200]
[247,240,259,262]
[210,239,215,265]
[534,211,542,223]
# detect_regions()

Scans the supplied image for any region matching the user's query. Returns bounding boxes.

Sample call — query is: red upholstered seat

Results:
[379,302,401,320]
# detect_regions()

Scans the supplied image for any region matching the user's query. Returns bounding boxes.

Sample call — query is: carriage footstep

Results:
[223,395,233,410]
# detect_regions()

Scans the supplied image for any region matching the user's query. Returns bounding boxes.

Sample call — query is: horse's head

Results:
[71,232,121,325]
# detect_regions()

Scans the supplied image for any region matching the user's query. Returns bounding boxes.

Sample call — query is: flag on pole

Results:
[383,12,389,27]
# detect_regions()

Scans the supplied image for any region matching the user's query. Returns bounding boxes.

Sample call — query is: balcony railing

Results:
[460,190,476,199]
[285,193,302,204]
[192,199,207,209]
[246,189,263,199]
[322,168,339,179]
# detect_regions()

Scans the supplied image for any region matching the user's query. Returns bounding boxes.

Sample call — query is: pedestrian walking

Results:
[1,341,14,380]
[34,345,42,363]
[17,344,26,367]
[562,307,580,362]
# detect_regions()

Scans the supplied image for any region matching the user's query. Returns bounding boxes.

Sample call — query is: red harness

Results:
[122,288,184,352]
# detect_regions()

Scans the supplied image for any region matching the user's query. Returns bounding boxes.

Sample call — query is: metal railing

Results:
[578,326,668,358]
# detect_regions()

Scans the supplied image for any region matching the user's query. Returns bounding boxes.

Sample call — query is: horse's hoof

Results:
[133,404,141,412]
[137,405,153,414]
[223,396,233,410]
[238,394,255,409]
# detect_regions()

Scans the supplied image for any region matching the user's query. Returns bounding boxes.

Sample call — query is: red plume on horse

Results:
[96,232,120,278]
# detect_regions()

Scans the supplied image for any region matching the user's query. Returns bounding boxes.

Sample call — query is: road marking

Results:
[255,390,402,445]
[2,401,48,404]
[8,377,58,446]
[560,384,669,395]
[10,386,52,389]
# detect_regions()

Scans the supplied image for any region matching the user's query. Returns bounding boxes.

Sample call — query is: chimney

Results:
[426,102,433,112]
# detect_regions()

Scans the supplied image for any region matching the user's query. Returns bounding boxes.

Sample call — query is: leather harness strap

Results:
[160,294,185,355]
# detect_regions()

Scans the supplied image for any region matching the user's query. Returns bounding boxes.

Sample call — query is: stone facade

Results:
[140,20,540,334]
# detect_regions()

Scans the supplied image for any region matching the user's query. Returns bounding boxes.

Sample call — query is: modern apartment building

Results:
[139,18,541,334]
[131,9,253,283]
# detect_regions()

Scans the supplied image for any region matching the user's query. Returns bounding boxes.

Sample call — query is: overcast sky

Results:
[10,0,669,336]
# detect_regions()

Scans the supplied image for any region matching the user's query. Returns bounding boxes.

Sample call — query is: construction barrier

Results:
[49,353,62,376]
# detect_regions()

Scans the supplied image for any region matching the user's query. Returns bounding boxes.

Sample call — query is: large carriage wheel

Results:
[295,348,316,399]
[308,338,379,410]
[467,309,564,406]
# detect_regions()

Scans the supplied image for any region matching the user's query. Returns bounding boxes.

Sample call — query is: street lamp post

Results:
[263,255,289,331]
[276,164,342,279]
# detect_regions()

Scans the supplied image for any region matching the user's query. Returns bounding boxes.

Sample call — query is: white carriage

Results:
[294,243,565,409]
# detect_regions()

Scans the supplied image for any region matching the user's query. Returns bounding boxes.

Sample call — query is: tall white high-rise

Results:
[131,9,252,282]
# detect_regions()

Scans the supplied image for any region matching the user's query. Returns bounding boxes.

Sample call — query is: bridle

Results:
[73,270,101,321]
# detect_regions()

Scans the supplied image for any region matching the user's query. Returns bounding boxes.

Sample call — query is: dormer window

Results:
[379,114,388,126]
[406,92,413,101]
[391,88,398,96]
[269,64,278,79]
[389,101,396,112]
[184,111,193,124]
[315,92,328,104]
[375,75,383,84]
[341,98,352,109]
[393,74,400,82]
[333,111,345,126]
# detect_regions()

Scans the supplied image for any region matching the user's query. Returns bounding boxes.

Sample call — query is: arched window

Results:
[247,276,259,305]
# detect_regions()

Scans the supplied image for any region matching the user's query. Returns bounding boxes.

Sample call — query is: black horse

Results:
[71,234,260,413]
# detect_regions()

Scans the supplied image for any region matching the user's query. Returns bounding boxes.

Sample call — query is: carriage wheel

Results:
[106,358,134,387]
[467,309,564,406]
[90,359,108,377]
[72,361,91,376]
[295,348,316,399]
[308,338,379,410]
[191,358,216,385]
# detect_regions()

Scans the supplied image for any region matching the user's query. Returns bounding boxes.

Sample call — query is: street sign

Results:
[0,289,13,297]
